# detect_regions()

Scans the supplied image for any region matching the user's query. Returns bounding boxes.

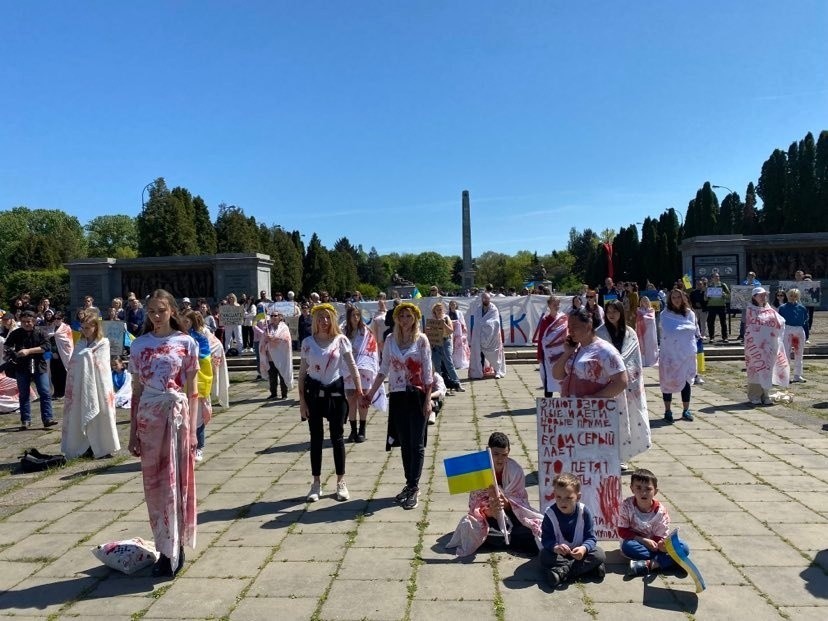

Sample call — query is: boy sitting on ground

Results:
[446,432,543,556]
[540,473,606,586]
[619,468,690,576]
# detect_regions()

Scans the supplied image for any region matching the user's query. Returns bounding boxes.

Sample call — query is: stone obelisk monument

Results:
[461,190,475,290]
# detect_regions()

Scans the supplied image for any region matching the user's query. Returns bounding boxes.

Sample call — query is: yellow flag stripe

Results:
[447,469,495,495]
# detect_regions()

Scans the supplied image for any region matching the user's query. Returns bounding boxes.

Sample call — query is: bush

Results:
[4,269,70,310]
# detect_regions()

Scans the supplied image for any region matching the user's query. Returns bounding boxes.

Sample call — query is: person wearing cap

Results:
[744,287,789,405]
[298,303,362,502]
[362,301,433,510]
[468,292,506,379]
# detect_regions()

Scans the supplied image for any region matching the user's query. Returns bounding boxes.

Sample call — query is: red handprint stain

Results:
[598,475,621,522]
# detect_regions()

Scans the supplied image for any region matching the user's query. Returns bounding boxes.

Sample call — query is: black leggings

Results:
[390,391,428,489]
[663,382,691,405]
[307,396,347,476]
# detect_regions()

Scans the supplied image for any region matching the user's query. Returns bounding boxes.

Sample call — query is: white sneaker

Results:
[194,449,203,463]
[428,412,436,425]
[307,481,322,502]
[495,373,503,379]
[335,481,349,501]
[793,375,806,383]
[694,376,705,385]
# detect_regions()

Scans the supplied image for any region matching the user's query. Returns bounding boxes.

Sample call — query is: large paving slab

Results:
[0,351,826,619]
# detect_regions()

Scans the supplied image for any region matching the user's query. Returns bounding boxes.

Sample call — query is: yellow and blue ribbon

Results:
[664,529,705,593]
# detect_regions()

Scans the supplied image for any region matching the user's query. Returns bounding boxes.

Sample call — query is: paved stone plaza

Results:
[0,360,826,620]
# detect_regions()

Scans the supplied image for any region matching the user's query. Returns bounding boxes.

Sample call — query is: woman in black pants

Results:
[364,302,433,510]
[298,304,362,503]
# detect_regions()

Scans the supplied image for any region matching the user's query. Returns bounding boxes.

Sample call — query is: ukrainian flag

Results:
[70,320,82,345]
[682,273,692,289]
[412,287,422,299]
[664,528,705,593]
[444,450,495,495]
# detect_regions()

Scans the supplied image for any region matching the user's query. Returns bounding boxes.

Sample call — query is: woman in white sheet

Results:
[448,300,470,370]
[61,310,120,459]
[658,289,699,423]
[596,300,651,464]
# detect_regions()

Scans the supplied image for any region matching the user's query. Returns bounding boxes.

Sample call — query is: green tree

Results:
[743,182,760,234]
[412,251,451,289]
[274,229,303,295]
[86,214,138,258]
[214,204,260,253]
[718,193,742,235]
[329,250,359,298]
[302,233,334,295]
[474,251,509,287]
[0,207,87,270]
[815,131,828,231]
[361,247,388,288]
[639,217,660,283]
[797,132,817,232]
[193,195,217,255]
[757,149,787,233]
[783,141,802,232]
[136,178,199,256]
[504,250,535,290]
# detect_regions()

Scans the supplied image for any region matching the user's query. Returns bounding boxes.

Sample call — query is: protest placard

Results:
[730,285,754,310]
[778,280,822,307]
[425,318,446,347]
[219,305,245,327]
[706,286,723,299]
[102,321,126,356]
[536,397,621,540]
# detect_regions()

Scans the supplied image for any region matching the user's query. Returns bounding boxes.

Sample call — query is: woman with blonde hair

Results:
[61,310,120,459]
[658,289,699,422]
[778,288,808,383]
[129,289,198,577]
[363,302,433,510]
[298,304,362,502]
[430,302,464,395]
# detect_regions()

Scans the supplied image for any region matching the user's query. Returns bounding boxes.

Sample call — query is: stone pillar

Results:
[461,190,475,290]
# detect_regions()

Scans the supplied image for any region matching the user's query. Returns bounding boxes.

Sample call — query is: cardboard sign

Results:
[706,286,723,298]
[537,397,621,540]
[425,318,446,347]
[102,321,126,357]
[219,305,244,327]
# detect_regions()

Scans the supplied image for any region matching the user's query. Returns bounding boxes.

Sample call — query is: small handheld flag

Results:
[444,450,494,495]
[664,528,705,593]
[412,287,422,299]
[682,274,692,289]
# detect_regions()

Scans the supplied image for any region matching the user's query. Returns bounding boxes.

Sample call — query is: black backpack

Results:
[20,449,66,473]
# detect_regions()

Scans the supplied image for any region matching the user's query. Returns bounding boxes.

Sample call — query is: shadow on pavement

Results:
[642,580,698,613]
[802,549,828,598]
[485,407,535,418]
[255,441,311,455]
[698,403,756,414]
[60,460,140,481]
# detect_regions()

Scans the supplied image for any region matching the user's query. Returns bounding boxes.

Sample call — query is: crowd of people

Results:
[0,265,817,581]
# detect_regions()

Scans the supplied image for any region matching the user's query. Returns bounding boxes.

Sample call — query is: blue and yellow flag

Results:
[444,450,494,495]
[664,529,705,593]
[682,274,692,289]
[412,287,422,299]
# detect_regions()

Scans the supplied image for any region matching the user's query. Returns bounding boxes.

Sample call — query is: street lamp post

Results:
[711,184,734,196]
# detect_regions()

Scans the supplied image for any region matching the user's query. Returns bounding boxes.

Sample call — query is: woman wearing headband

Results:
[298,304,362,503]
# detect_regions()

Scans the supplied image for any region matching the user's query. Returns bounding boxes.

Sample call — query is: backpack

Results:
[20,448,66,473]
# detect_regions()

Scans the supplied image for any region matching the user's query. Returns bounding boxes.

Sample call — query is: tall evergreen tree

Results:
[797,132,818,231]
[136,178,198,256]
[274,229,303,295]
[815,131,828,231]
[639,217,659,283]
[683,199,698,238]
[743,182,760,234]
[783,141,802,232]
[302,233,333,295]
[192,196,217,254]
[695,182,719,235]
[214,204,260,253]
[329,250,359,299]
[718,192,742,234]
[757,149,787,233]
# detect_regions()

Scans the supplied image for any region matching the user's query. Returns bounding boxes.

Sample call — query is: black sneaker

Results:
[546,568,565,587]
[594,563,606,580]
[394,485,410,503]
[19,421,31,431]
[402,488,419,510]
[43,420,58,429]
[355,433,366,443]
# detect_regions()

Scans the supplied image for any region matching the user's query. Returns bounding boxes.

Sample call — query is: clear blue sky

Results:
[1,1,826,257]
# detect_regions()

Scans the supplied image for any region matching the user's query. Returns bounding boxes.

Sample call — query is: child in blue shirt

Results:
[540,473,606,587]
